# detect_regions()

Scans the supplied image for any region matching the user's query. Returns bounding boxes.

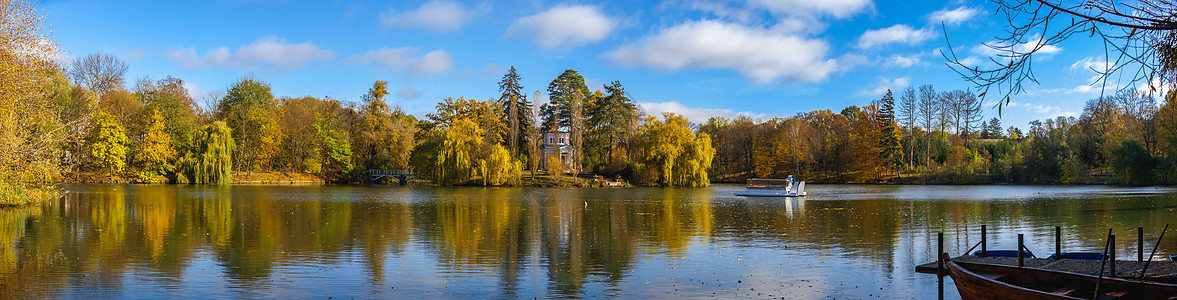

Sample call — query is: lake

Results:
[2,184,1176,299]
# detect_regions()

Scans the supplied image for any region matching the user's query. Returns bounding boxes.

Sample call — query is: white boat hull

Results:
[735,190,806,197]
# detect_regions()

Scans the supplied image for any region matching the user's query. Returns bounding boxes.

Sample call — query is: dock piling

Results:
[1111,234,1117,277]
[937,232,944,277]
[1059,224,1068,257]
[981,225,987,257]
[1139,226,1145,262]
[1018,234,1025,267]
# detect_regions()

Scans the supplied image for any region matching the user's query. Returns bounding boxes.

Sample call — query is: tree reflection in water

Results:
[1,184,1175,298]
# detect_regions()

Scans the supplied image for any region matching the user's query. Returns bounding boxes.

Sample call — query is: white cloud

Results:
[1069,82,1119,94]
[972,36,1062,58]
[1137,78,1174,98]
[751,0,873,19]
[926,6,982,26]
[886,53,923,67]
[345,47,453,75]
[856,77,911,97]
[165,36,335,72]
[1070,56,1111,73]
[397,87,422,100]
[605,20,837,84]
[506,5,617,49]
[958,56,982,67]
[639,101,773,124]
[381,1,475,32]
[857,24,935,48]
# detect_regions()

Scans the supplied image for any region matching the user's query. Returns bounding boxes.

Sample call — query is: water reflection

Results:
[1,184,1176,298]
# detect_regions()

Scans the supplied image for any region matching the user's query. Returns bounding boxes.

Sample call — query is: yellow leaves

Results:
[89,112,129,178]
[636,113,714,187]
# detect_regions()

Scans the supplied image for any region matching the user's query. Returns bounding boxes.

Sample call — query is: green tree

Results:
[89,112,128,180]
[315,114,353,180]
[179,121,235,185]
[135,76,198,151]
[498,67,531,158]
[134,109,176,179]
[876,90,902,177]
[588,81,638,172]
[542,69,589,131]
[217,78,281,174]
[1112,139,1156,185]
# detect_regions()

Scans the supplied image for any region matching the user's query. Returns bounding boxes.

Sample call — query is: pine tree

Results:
[876,90,902,177]
[498,66,531,158]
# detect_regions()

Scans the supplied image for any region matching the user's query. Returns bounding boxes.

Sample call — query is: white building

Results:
[538,131,573,172]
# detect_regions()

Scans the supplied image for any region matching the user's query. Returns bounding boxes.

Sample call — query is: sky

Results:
[38,0,1155,131]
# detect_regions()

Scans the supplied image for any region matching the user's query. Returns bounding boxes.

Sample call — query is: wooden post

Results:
[1139,226,1145,262]
[1111,234,1117,277]
[981,225,987,257]
[1055,226,1061,258]
[1018,234,1024,267]
[938,232,944,277]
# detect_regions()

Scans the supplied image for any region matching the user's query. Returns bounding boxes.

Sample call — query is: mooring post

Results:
[1111,234,1117,277]
[1018,234,1025,267]
[1055,226,1061,258]
[937,232,944,277]
[1139,226,1145,262]
[981,225,987,257]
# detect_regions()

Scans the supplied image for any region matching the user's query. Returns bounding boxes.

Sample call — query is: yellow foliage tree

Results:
[479,144,520,186]
[135,109,176,180]
[635,113,715,187]
[89,112,128,180]
[0,0,68,203]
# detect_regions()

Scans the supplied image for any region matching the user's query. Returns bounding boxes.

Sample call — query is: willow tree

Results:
[0,0,68,203]
[634,113,715,187]
[434,118,481,185]
[179,121,235,185]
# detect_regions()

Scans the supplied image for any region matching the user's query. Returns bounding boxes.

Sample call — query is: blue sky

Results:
[40,0,1150,130]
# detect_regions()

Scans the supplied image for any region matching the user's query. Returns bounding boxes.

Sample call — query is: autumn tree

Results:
[433,118,481,185]
[89,112,128,180]
[69,53,128,96]
[353,81,417,173]
[134,109,177,180]
[135,76,199,151]
[314,114,353,180]
[634,113,715,187]
[218,78,281,174]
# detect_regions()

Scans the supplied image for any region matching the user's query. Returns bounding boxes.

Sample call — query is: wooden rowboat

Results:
[941,253,1177,299]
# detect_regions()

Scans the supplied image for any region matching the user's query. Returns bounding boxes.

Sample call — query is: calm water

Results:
[3,184,1177,299]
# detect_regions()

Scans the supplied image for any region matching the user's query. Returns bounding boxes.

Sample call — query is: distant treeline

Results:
[702,85,1176,185]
